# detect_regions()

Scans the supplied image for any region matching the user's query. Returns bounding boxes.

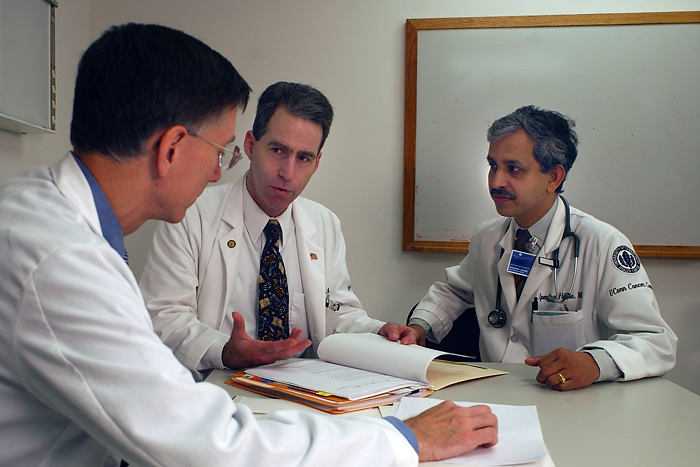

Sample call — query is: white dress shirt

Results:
[219,178,309,343]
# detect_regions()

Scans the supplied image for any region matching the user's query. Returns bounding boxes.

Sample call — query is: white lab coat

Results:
[412,197,677,381]
[140,175,384,377]
[0,154,416,466]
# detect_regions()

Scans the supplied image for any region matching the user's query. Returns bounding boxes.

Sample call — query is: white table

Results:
[206,363,700,466]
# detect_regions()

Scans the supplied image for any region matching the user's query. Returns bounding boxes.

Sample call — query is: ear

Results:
[547,164,566,193]
[313,151,322,171]
[243,130,256,161]
[153,125,189,177]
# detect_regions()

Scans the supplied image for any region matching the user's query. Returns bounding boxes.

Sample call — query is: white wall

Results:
[2,0,698,394]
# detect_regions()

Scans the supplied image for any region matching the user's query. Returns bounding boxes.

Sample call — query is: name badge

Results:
[507,250,536,277]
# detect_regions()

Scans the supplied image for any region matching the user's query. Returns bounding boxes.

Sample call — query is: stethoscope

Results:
[488,196,581,328]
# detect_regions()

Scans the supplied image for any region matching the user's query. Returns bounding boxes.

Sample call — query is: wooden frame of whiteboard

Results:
[403,12,700,258]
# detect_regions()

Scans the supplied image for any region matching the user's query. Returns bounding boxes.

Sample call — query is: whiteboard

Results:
[404,13,700,257]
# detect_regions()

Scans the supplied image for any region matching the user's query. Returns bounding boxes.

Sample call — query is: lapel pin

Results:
[227,240,236,249]
[310,253,318,260]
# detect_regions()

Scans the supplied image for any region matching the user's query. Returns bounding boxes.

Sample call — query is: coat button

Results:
[227,240,236,248]
[510,335,519,343]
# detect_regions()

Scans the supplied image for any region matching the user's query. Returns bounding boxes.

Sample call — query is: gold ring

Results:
[557,373,566,384]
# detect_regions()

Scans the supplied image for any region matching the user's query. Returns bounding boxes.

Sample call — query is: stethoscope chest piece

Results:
[488,196,580,328]
[488,308,507,328]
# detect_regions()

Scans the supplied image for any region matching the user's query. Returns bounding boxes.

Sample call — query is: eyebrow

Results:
[268,140,318,160]
[487,155,524,166]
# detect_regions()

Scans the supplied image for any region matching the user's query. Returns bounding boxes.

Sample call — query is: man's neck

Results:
[73,150,151,235]
[514,194,558,228]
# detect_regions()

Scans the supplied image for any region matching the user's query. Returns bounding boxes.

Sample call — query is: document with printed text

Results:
[236,333,506,404]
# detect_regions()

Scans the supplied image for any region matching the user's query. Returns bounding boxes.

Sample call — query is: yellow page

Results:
[426,361,507,390]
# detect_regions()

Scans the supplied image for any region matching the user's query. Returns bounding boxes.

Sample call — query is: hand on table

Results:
[378,322,421,345]
[222,312,311,369]
[404,401,498,462]
[525,348,600,391]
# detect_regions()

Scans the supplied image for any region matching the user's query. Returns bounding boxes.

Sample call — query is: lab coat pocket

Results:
[324,307,340,336]
[290,292,307,333]
[530,311,586,357]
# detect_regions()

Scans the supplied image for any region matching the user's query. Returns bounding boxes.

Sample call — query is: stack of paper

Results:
[228,362,432,413]
[226,333,506,414]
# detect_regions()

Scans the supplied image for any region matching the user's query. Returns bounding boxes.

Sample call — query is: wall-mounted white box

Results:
[0,0,57,134]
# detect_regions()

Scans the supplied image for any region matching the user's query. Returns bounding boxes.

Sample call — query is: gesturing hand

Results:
[221,312,311,369]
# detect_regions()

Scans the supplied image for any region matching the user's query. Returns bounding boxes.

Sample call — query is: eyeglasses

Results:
[192,134,242,170]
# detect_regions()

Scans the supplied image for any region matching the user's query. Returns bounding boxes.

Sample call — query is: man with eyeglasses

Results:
[0,23,497,466]
[140,81,420,378]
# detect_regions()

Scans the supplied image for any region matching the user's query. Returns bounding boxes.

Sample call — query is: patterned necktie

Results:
[513,228,532,301]
[257,219,289,341]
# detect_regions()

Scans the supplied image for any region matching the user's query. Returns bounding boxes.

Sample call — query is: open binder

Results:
[226,333,506,414]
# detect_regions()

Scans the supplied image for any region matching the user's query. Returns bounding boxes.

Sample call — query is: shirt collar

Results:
[72,152,127,261]
[514,198,557,251]
[242,172,294,247]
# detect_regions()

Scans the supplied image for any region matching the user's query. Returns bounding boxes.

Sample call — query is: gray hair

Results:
[487,105,579,192]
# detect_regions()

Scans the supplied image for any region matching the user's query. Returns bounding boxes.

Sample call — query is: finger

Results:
[546,372,566,388]
[533,350,560,368]
[461,404,497,426]
[380,323,400,341]
[465,404,494,417]
[524,357,540,366]
[230,312,252,340]
[470,418,498,450]
[535,364,564,385]
[535,350,570,383]
[535,370,546,384]
[464,410,499,447]
[476,427,499,448]
[257,337,312,357]
[399,332,417,345]
[288,327,304,341]
[395,325,418,345]
[541,364,573,388]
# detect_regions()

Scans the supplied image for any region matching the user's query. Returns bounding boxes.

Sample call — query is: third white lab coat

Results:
[140,175,384,377]
[412,197,677,381]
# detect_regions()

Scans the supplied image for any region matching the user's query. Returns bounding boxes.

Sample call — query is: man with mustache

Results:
[408,106,677,391]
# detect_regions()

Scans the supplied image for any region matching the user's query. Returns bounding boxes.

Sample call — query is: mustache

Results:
[490,188,515,199]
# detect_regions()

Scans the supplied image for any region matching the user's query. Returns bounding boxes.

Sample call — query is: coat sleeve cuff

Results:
[383,416,419,454]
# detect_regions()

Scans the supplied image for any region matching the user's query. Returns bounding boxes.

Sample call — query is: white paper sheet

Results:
[393,398,549,466]
[318,332,450,382]
[246,359,428,400]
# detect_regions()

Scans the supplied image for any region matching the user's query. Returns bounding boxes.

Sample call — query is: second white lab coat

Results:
[412,197,677,381]
[140,175,384,376]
